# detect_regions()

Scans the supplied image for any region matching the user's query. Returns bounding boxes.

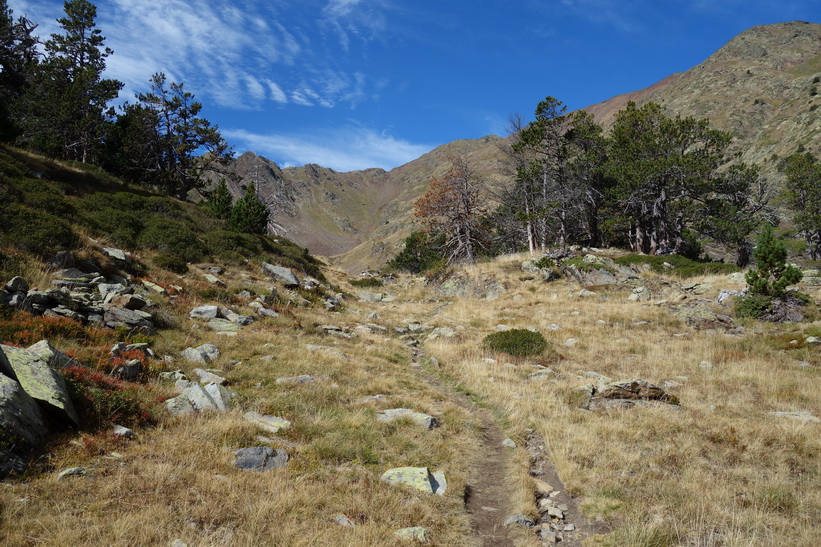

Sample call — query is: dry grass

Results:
[2,253,819,546]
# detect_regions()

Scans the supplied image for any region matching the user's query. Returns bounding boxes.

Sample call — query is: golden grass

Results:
[2,255,820,546]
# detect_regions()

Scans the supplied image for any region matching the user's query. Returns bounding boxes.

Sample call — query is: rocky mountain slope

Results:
[211,21,820,272]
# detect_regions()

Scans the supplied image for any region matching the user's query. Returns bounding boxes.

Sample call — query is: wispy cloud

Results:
[9,0,386,111]
[558,0,643,33]
[224,126,433,172]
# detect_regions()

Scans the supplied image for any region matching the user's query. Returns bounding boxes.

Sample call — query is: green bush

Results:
[137,217,208,263]
[0,203,78,257]
[534,256,555,269]
[203,230,262,260]
[615,254,739,278]
[153,252,189,274]
[483,329,550,357]
[350,277,383,288]
[387,231,445,274]
[746,226,802,297]
[734,294,772,319]
[563,257,615,273]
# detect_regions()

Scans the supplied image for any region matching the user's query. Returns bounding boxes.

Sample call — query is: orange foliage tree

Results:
[414,156,486,264]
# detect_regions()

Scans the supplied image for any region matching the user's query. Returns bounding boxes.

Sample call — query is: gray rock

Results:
[275,375,314,385]
[180,344,220,364]
[221,308,254,326]
[502,438,518,448]
[97,283,129,297]
[57,466,88,479]
[597,379,671,402]
[193,368,226,385]
[112,424,136,439]
[261,263,300,288]
[356,291,385,303]
[102,247,130,263]
[4,276,29,293]
[103,306,154,331]
[0,345,79,425]
[427,326,458,341]
[235,446,288,471]
[26,340,78,369]
[0,448,27,478]
[0,373,48,447]
[165,395,195,417]
[628,286,651,302]
[202,273,225,286]
[190,305,220,320]
[112,359,142,381]
[333,514,356,527]
[207,318,242,332]
[380,467,447,495]
[503,513,535,528]
[377,408,439,430]
[141,280,166,294]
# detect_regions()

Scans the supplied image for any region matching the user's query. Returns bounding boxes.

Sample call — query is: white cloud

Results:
[266,80,288,104]
[224,126,433,172]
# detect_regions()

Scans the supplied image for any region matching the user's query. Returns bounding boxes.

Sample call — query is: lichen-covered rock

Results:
[381,467,447,495]
[0,345,79,425]
[26,340,78,369]
[0,374,48,447]
[190,305,220,320]
[394,527,431,542]
[597,379,670,402]
[4,276,29,293]
[244,411,291,434]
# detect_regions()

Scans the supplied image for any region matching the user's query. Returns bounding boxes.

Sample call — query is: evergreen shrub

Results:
[483,329,550,357]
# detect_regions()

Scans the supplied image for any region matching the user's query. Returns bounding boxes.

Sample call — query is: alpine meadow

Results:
[1,2,820,546]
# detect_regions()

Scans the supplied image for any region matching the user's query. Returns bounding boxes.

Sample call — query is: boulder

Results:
[377,408,439,430]
[180,344,220,364]
[597,379,671,402]
[188,305,219,319]
[103,306,154,331]
[0,448,28,479]
[628,286,651,302]
[261,263,300,288]
[166,382,232,415]
[426,327,459,341]
[0,373,49,447]
[235,446,289,471]
[381,467,447,495]
[503,514,535,528]
[26,340,78,369]
[207,318,242,332]
[0,345,79,425]
[4,276,29,293]
[202,273,225,287]
[102,247,130,264]
[674,306,737,331]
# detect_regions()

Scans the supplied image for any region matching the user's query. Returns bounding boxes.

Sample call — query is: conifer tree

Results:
[16,0,122,162]
[783,152,821,260]
[0,0,38,140]
[229,182,270,234]
[208,178,233,219]
[746,225,802,297]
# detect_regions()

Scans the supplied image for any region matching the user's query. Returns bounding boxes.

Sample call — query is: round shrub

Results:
[154,252,189,274]
[483,329,550,357]
[137,217,208,263]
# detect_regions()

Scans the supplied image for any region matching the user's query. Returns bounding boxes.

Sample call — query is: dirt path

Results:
[410,345,514,547]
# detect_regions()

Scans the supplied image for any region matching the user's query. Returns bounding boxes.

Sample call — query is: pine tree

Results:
[229,182,270,234]
[746,225,802,297]
[0,0,38,140]
[16,0,122,162]
[208,178,233,219]
[783,152,821,260]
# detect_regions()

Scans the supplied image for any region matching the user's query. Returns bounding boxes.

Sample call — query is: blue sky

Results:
[8,0,820,171]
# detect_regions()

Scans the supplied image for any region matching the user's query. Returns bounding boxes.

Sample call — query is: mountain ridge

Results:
[209,21,820,272]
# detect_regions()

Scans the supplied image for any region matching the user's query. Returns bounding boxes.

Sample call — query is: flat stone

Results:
[244,411,291,434]
[112,424,135,439]
[235,446,288,471]
[275,375,314,385]
[57,466,87,479]
[190,305,220,320]
[503,513,535,528]
[334,514,356,527]
[768,411,819,423]
[394,527,431,542]
[381,467,447,495]
[377,408,439,430]
[202,273,225,286]
[502,438,517,448]
[26,340,78,369]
